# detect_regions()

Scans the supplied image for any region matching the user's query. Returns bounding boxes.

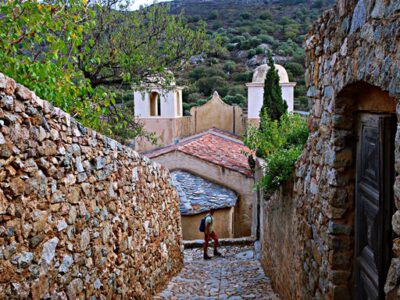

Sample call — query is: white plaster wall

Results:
[134,88,182,118]
[247,86,264,119]
[160,91,176,118]
[134,91,149,117]
[282,85,294,112]
[247,83,296,118]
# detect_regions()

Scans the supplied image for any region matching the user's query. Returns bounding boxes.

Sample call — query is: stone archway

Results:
[334,83,396,298]
[170,169,239,240]
[259,1,400,299]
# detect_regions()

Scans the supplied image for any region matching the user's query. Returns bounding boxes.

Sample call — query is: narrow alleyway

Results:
[155,245,280,300]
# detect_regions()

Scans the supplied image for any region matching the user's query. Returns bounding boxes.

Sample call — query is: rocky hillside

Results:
[166,0,335,112]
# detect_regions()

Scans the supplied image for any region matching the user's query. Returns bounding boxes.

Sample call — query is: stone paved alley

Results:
[155,245,280,300]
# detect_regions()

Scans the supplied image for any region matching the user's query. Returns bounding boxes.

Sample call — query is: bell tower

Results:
[134,85,183,118]
[133,75,185,152]
[246,63,296,125]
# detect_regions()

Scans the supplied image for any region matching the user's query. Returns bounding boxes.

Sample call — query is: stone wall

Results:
[0,73,183,299]
[259,181,298,300]
[260,0,400,299]
[150,151,256,238]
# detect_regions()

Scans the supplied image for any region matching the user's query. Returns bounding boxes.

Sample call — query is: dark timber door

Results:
[355,113,395,299]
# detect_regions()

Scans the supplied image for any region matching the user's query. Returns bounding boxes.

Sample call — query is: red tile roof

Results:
[144,128,253,177]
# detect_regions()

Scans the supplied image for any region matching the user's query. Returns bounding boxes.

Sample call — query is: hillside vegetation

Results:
[167,0,335,112]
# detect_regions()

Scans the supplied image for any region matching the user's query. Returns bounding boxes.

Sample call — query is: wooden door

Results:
[355,113,395,299]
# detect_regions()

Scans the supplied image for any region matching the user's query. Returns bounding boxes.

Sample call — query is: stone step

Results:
[183,236,257,249]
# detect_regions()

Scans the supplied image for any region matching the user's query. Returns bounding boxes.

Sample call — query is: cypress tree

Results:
[260,51,288,121]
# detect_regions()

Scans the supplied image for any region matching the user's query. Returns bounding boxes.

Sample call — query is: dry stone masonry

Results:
[260,0,400,299]
[0,73,183,299]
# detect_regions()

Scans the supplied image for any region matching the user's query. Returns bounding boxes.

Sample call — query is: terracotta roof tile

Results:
[144,128,253,177]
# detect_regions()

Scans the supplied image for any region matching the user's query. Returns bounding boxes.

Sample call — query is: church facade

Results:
[133,63,296,153]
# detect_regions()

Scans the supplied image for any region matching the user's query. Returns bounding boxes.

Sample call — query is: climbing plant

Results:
[244,111,308,193]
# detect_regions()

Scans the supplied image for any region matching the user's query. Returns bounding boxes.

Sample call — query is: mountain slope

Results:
[167,0,335,111]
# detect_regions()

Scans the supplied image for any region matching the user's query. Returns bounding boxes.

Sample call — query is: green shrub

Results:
[223,94,246,107]
[212,21,223,30]
[228,85,246,96]
[217,28,226,34]
[250,37,262,47]
[226,43,237,51]
[231,35,245,43]
[233,72,253,83]
[294,85,307,98]
[224,60,237,72]
[227,28,239,35]
[286,70,295,82]
[183,102,192,112]
[215,47,231,59]
[196,99,208,106]
[255,45,266,55]
[259,12,272,20]
[257,146,303,192]
[189,66,226,82]
[190,15,201,22]
[220,35,230,45]
[187,92,204,102]
[294,96,309,111]
[258,34,275,45]
[209,10,219,20]
[241,32,252,40]
[292,47,305,62]
[244,112,309,193]
[209,57,220,64]
[196,76,229,97]
[239,40,251,50]
[189,66,207,81]
[218,86,230,97]
[285,62,304,77]
[250,24,262,35]
[247,49,256,58]
[240,12,251,20]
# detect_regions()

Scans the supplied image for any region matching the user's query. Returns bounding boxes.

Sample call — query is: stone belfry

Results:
[246,63,296,125]
[133,73,185,152]
[133,76,183,119]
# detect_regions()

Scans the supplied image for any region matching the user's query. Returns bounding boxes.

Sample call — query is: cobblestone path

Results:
[155,245,280,300]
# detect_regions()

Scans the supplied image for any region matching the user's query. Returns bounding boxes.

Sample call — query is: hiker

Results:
[203,209,222,260]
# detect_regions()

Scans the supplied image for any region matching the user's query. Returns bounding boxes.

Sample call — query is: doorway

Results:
[354,113,395,299]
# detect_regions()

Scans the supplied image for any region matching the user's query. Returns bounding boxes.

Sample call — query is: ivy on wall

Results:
[244,111,309,193]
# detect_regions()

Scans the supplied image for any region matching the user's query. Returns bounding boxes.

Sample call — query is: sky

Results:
[129,0,172,10]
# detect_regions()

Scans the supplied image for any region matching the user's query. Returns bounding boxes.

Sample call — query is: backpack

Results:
[199,217,206,232]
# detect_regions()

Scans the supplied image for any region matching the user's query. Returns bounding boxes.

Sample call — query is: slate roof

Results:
[171,170,237,216]
[144,128,253,177]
